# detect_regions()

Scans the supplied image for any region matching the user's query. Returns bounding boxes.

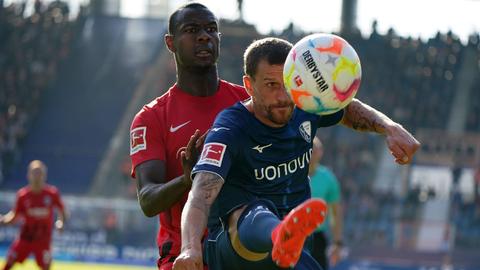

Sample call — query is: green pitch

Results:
[0,259,155,270]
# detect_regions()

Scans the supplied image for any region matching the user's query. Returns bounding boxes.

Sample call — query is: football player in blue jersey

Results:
[173,37,420,270]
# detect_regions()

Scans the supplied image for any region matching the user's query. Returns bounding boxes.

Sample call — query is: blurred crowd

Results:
[216,19,480,250]
[323,28,480,250]
[0,0,84,183]
[1,1,479,254]
[351,28,462,132]
[466,43,480,132]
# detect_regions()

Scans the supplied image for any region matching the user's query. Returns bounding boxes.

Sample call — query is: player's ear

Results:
[243,75,253,97]
[165,34,176,53]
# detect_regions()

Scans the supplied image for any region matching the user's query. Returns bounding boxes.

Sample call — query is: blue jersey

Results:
[192,101,343,230]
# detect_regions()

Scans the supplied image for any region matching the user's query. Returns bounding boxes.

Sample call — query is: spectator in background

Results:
[0,0,77,180]
[309,137,344,270]
[0,160,67,270]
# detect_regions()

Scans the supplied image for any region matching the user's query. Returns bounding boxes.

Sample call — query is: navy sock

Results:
[237,200,281,253]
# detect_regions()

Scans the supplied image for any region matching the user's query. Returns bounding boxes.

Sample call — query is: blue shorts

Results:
[204,224,322,270]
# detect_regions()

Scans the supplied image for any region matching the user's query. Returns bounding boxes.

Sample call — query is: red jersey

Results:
[14,185,65,244]
[130,80,248,260]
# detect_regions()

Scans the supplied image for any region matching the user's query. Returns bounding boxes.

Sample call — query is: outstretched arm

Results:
[0,211,19,225]
[341,98,394,133]
[173,172,224,270]
[341,99,421,164]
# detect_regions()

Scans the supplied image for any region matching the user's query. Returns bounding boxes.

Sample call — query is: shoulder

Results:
[312,166,330,178]
[132,84,180,120]
[44,185,60,195]
[317,165,333,174]
[133,95,167,120]
[214,103,248,129]
[219,80,249,99]
[206,104,249,146]
[317,109,344,127]
[131,94,172,131]
[17,187,29,198]
[291,108,320,131]
[295,107,321,121]
[318,166,338,182]
[295,108,344,127]
[219,80,244,91]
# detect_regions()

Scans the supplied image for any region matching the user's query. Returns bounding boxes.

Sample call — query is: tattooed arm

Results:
[341,99,421,165]
[341,98,394,133]
[173,172,224,270]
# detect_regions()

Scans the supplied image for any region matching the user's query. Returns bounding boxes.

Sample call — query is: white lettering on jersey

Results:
[27,207,49,218]
[254,148,312,181]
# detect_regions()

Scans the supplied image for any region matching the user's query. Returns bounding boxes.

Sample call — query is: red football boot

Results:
[271,199,327,268]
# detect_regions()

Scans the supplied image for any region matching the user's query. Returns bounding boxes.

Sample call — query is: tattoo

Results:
[181,172,223,250]
[344,99,389,134]
[189,172,223,213]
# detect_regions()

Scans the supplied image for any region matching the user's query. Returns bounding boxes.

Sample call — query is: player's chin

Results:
[271,109,293,125]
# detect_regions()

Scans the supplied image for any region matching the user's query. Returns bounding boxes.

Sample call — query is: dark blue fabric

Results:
[237,199,281,252]
[204,218,323,270]
[192,102,343,231]
[196,102,340,269]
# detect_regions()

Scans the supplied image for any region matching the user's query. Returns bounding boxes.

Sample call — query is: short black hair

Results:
[168,2,210,34]
[243,37,293,79]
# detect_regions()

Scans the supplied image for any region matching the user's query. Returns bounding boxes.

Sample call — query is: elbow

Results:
[142,208,157,218]
[138,194,157,217]
[138,190,162,217]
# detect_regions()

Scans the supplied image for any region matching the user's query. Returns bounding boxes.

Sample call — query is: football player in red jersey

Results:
[129,2,249,270]
[0,160,67,270]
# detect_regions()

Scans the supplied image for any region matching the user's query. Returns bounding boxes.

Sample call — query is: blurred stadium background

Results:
[0,0,479,269]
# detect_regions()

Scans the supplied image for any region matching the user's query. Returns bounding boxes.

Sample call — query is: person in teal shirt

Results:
[309,137,344,270]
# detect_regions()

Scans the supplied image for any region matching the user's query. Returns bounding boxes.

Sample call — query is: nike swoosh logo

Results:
[211,127,230,132]
[170,121,191,132]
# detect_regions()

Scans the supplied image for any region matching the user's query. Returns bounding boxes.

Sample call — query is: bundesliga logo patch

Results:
[130,127,147,155]
[294,75,303,87]
[198,143,226,167]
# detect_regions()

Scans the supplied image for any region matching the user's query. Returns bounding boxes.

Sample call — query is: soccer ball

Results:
[283,33,361,115]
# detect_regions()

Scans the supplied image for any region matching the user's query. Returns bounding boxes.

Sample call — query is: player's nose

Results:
[197,28,211,42]
[277,85,291,103]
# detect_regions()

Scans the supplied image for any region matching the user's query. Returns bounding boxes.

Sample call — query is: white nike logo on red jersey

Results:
[170,121,191,132]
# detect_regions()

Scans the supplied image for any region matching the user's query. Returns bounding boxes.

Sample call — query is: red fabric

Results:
[129,80,248,265]
[14,185,64,245]
[158,260,173,270]
[7,239,51,268]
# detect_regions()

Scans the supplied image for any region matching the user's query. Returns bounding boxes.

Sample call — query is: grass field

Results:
[0,259,156,270]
